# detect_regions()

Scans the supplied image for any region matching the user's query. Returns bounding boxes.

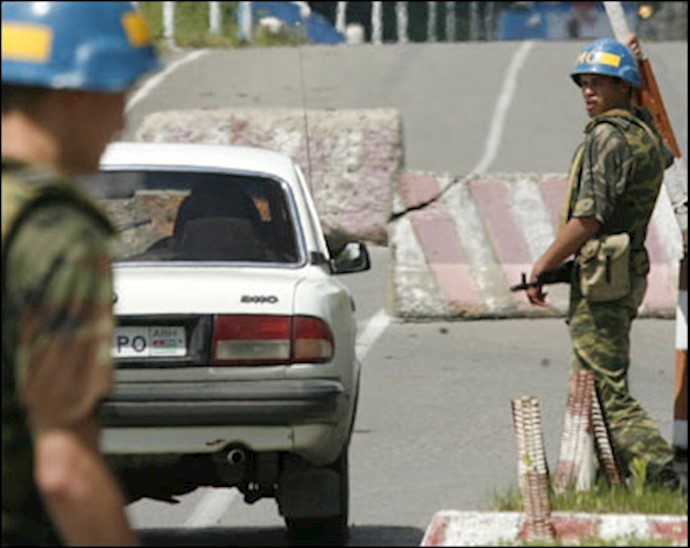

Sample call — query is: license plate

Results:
[113,326,187,358]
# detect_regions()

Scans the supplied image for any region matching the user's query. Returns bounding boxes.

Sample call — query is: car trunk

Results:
[111,264,305,378]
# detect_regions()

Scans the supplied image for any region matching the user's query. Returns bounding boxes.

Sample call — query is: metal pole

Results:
[209,1,221,35]
[427,1,437,42]
[396,1,408,44]
[335,1,347,34]
[372,1,383,45]
[163,1,175,49]
[469,1,479,41]
[445,1,455,42]
[484,1,494,41]
[238,1,253,43]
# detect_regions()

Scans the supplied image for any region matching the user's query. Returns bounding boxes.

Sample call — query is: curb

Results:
[421,510,688,546]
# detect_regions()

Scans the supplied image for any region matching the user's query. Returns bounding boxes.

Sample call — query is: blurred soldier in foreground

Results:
[2,2,160,544]
[525,36,681,490]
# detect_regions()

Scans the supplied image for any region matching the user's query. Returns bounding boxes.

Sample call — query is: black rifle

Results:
[510,260,574,292]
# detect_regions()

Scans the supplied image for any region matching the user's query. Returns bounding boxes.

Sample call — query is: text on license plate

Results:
[113,326,187,358]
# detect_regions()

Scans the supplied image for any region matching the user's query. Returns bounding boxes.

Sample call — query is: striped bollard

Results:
[673,232,688,481]
[591,381,621,486]
[554,368,595,492]
[511,396,555,542]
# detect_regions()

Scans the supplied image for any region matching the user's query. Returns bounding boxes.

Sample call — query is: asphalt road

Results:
[122,247,675,546]
[126,245,677,546]
[120,42,682,545]
[124,41,687,175]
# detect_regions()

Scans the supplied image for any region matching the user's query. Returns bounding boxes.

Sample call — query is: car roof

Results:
[100,141,300,184]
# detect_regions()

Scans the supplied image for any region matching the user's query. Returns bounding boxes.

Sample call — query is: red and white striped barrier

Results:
[391,171,681,319]
[673,234,688,467]
[421,510,688,546]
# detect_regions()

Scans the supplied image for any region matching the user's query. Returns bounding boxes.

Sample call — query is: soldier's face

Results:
[579,74,631,118]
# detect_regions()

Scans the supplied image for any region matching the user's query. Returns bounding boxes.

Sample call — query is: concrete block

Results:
[135,107,403,245]
[421,510,688,546]
[390,171,680,319]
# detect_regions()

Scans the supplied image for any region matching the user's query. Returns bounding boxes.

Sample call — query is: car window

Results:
[82,170,301,264]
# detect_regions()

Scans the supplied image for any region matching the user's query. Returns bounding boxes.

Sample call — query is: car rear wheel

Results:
[284,447,349,546]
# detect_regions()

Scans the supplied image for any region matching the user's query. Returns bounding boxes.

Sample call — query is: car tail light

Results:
[292,316,334,364]
[211,314,334,366]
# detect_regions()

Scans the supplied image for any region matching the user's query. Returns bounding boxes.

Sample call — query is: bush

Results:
[138,1,310,50]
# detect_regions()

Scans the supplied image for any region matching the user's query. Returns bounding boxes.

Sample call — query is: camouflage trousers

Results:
[566,273,676,483]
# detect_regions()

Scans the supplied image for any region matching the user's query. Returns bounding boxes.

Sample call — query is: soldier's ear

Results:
[617,79,633,99]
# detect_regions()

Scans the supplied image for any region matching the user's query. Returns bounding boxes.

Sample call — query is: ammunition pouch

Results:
[577,232,631,302]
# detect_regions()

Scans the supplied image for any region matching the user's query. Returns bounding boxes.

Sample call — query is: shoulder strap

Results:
[559,143,585,230]
[2,164,115,295]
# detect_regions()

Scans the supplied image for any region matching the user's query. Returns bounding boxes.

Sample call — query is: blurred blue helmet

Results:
[2,1,160,91]
[570,38,641,89]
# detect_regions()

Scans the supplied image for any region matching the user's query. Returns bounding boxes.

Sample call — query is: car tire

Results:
[284,447,349,546]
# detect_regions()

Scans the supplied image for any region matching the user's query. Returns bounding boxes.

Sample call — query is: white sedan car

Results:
[86,142,370,545]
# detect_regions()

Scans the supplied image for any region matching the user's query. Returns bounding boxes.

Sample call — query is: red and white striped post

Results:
[673,231,687,480]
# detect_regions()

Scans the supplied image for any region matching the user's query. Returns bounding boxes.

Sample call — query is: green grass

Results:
[490,456,687,516]
[137,1,307,51]
[489,477,686,546]
[488,479,687,516]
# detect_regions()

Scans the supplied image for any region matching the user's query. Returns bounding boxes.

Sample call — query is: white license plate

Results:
[113,326,187,358]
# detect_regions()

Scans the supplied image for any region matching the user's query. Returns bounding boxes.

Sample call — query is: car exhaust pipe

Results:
[226,447,246,466]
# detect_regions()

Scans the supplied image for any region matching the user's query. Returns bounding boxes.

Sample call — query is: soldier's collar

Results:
[585,108,637,132]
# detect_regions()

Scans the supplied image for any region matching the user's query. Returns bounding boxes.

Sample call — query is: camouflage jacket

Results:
[2,158,116,546]
[566,107,674,275]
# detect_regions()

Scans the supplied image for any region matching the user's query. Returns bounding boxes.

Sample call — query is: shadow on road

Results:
[138,524,425,546]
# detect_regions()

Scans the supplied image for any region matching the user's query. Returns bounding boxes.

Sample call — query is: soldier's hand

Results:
[625,33,643,62]
[526,283,548,307]
[525,263,548,307]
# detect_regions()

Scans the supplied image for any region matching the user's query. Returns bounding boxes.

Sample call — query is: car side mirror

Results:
[331,241,371,274]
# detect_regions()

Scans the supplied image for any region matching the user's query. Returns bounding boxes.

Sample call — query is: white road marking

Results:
[183,487,239,528]
[183,309,391,528]
[471,41,535,175]
[126,50,210,113]
[356,308,391,361]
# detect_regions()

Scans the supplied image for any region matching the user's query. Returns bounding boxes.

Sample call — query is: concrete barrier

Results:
[421,510,688,546]
[135,107,403,245]
[133,108,682,319]
[390,171,682,319]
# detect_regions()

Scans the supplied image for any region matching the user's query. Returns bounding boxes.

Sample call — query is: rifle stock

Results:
[603,2,682,159]
[637,58,682,158]
[510,260,574,293]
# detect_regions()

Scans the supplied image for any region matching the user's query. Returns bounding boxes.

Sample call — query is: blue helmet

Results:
[2,1,160,91]
[570,38,641,90]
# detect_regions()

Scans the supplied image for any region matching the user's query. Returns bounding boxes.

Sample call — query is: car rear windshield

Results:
[81,170,301,264]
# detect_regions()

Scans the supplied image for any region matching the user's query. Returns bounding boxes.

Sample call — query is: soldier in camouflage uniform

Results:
[2,3,159,545]
[526,37,680,489]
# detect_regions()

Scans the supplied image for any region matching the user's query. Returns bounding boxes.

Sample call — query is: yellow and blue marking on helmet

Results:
[571,38,640,89]
[2,2,160,91]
